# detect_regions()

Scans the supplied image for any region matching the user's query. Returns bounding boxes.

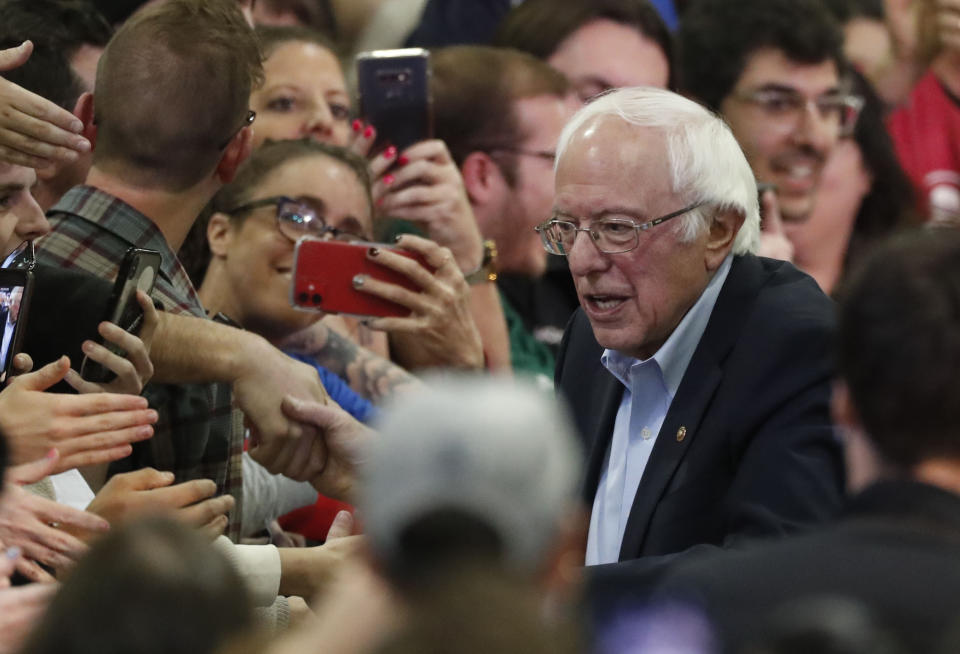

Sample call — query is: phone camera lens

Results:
[298,292,309,304]
[311,294,322,305]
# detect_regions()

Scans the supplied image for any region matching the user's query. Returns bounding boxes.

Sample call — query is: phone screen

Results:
[0,283,27,384]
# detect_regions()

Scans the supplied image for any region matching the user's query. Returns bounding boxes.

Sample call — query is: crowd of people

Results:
[0,0,958,652]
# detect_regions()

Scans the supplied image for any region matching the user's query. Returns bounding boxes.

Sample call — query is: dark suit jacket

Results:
[655,480,960,653]
[556,254,845,589]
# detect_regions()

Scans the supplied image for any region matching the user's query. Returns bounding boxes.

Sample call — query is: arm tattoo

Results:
[280,321,419,403]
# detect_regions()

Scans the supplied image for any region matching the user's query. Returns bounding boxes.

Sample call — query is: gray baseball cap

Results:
[360,375,582,574]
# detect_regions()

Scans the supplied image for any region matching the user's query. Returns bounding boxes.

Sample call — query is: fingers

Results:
[326,510,354,540]
[0,41,32,72]
[760,189,784,234]
[347,120,375,158]
[48,406,158,441]
[136,290,160,352]
[177,494,235,529]
[54,444,134,474]
[199,515,229,541]
[14,356,70,392]
[60,390,150,418]
[11,352,32,375]
[28,494,110,534]
[53,423,155,473]
[369,143,398,181]
[148,478,218,510]
[13,557,56,584]
[280,395,340,430]
[7,450,59,485]
[115,467,176,492]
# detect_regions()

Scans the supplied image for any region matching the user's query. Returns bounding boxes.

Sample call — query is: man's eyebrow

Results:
[552,207,648,221]
[0,184,25,194]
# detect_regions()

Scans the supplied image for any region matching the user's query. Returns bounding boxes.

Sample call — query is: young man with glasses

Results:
[549,87,842,595]
[678,0,856,258]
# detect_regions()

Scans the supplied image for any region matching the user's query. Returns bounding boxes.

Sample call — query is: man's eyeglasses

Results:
[218,110,257,150]
[225,195,362,243]
[730,88,864,136]
[535,202,704,255]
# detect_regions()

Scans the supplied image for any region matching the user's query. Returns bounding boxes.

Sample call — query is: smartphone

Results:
[80,247,161,383]
[356,48,432,153]
[292,238,431,318]
[0,268,34,385]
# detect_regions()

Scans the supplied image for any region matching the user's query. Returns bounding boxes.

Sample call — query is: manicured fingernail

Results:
[352,274,366,289]
[383,145,397,160]
[383,174,395,186]
[363,125,375,139]
[368,247,380,257]
[5,547,20,560]
[352,119,362,133]
[397,155,409,166]
[46,448,57,459]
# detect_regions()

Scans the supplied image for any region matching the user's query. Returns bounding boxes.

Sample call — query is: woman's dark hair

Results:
[494,0,675,90]
[179,138,371,286]
[843,70,917,275]
[20,517,252,654]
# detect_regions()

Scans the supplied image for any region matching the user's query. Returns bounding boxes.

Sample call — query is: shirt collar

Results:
[601,255,732,398]
[50,185,182,284]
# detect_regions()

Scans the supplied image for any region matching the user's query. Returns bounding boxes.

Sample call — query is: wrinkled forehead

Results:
[0,162,37,189]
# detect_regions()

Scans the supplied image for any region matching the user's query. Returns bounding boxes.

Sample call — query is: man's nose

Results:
[15,195,50,242]
[566,229,609,276]
[791,100,837,155]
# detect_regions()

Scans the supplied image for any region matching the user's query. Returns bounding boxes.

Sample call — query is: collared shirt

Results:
[585,256,732,565]
[37,185,244,540]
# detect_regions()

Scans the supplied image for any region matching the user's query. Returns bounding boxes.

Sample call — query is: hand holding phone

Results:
[356,48,432,154]
[80,248,161,385]
[292,239,431,318]
[0,268,34,386]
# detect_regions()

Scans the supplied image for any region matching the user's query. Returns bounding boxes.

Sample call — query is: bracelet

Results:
[464,239,498,284]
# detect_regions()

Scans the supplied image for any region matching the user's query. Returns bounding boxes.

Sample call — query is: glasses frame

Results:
[486,146,556,163]
[536,202,705,255]
[729,88,864,137]
[217,110,257,150]
[225,195,362,243]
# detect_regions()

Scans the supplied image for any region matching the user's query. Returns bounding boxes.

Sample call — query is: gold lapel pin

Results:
[676,426,687,442]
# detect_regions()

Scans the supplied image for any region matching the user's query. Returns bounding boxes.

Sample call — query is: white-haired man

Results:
[548,87,844,589]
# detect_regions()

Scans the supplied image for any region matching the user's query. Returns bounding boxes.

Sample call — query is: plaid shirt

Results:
[37,185,243,540]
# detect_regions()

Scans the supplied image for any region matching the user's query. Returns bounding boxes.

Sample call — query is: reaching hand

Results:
[0,582,57,654]
[0,41,91,169]
[84,468,235,542]
[356,235,484,371]
[0,451,110,581]
[372,140,485,273]
[233,343,331,447]
[251,397,372,503]
[756,189,795,262]
[64,291,159,396]
[0,357,157,472]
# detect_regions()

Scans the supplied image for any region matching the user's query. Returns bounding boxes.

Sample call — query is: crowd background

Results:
[0,0,959,653]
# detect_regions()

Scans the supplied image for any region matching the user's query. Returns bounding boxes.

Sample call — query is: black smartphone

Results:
[356,48,432,153]
[80,247,161,384]
[0,268,34,385]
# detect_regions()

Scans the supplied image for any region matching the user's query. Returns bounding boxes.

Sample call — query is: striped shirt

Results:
[37,185,243,540]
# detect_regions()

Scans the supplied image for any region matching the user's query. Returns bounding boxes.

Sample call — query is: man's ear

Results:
[216,126,253,184]
[207,212,235,258]
[704,206,744,270]
[460,150,507,207]
[74,92,97,146]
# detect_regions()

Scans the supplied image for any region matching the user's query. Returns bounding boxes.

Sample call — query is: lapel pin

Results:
[676,426,687,442]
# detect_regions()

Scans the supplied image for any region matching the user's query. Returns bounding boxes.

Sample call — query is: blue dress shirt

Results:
[585,256,732,565]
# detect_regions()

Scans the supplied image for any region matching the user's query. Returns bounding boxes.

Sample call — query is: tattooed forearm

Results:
[280,321,419,403]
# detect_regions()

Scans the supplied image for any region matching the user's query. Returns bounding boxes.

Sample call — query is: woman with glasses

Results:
[185,138,481,537]
[246,25,508,370]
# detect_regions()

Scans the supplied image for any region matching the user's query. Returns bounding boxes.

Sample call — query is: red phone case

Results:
[292,239,430,318]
